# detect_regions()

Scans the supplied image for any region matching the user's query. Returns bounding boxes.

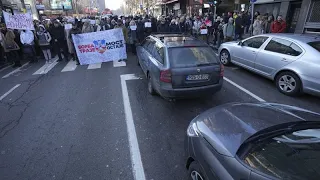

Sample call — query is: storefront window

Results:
[307,0,320,22]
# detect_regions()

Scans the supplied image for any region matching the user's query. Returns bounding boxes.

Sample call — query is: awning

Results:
[165,0,179,4]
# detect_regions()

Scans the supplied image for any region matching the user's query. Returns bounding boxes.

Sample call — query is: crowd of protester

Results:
[0,11,287,68]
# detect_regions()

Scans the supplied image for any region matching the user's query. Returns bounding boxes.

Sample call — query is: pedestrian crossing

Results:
[1,59,127,79]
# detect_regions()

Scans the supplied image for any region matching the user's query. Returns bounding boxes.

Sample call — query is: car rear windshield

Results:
[308,41,320,52]
[168,47,219,68]
[243,128,320,179]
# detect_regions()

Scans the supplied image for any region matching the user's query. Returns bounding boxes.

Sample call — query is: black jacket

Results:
[179,22,186,33]
[50,25,65,42]
[157,24,170,33]
[235,17,245,34]
[169,24,180,33]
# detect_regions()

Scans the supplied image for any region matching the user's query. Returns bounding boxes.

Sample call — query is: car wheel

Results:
[276,71,302,96]
[188,162,207,180]
[220,50,231,66]
[148,74,156,95]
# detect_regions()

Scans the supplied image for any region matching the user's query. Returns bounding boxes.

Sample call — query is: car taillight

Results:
[160,69,172,83]
[220,64,224,77]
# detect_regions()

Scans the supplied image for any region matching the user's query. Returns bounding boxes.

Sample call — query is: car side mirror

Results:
[238,41,243,46]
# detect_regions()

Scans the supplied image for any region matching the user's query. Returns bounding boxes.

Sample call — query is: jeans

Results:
[54,40,68,60]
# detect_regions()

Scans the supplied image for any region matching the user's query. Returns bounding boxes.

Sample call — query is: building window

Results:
[307,0,320,22]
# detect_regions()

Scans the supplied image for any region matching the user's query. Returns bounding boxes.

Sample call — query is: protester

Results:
[265,15,274,33]
[179,17,187,33]
[192,16,202,38]
[137,18,145,43]
[235,12,245,40]
[128,20,138,55]
[82,20,94,33]
[253,15,264,35]
[20,30,36,63]
[36,25,52,63]
[157,18,170,33]
[169,19,180,33]
[213,17,221,45]
[69,23,82,65]
[271,15,287,33]
[50,20,68,61]
[115,20,128,62]
[223,18,235,42]
[1,27,21,67]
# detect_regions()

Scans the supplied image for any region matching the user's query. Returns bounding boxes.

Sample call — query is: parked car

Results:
[218,34,320,97]
[136,34,223,99]
[185,102,320,180]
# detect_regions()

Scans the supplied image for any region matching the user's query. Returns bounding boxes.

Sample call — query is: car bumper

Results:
[159,80,223,98]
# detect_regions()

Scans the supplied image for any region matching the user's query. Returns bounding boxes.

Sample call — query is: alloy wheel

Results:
[220,52,229,65]
[190,170,204,180]
[278,75,296,93]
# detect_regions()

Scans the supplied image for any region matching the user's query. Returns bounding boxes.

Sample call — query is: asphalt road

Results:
[0,53,319,180]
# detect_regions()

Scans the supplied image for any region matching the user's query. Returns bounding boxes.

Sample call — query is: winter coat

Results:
[223,23,235,38]
[82,22,94,33]
[235,16,245,34]
[128,29,137,44]
[271,20,287,33]
[157,24,170,33]
[1,30,20,52]
[20,30,35,45]
[169,24,180,33]
[265,21,272,33]
[115,25,128,43]
[37,31,52,46]
[179,22,186,33]
[193,20,202,34]
[50,25,65,42]
[69,28,82,43]
[253,20,264,35]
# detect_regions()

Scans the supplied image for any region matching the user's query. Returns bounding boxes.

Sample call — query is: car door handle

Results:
[282,58,288,61]
[252,51,256,53]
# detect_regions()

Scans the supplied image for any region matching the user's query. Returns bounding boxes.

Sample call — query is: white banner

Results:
[3,11,35,30]
[72,28,127,65]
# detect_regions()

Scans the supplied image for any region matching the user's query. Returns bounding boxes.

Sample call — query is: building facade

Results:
[254,0,319,33]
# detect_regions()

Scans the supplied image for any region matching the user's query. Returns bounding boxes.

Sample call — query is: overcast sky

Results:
[105,0,124,10]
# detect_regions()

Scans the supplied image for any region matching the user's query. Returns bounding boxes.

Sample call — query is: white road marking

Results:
[87,63,102,69]
[120,74,145,180]
[2,62,30,79]
[0,84,21,101]
[61,60,77,72]
[113,60,126,67]
[33,61,59,75]
[0,64,12,73]
[224,77,266,102]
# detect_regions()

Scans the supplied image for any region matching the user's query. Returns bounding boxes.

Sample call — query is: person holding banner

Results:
[20,30,37,63]
[68,23,82,65]
[50,20,69,62]
[115,20,128,62]
[36,25,52,63]
[0,26,21,67]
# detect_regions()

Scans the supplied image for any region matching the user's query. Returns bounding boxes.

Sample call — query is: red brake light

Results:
[220,64,224,77]
[160,69,172,83]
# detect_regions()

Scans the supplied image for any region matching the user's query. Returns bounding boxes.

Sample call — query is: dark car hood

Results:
[193,103,320,157]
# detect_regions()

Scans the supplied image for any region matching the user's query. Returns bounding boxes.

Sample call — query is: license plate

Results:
[186,74,209,81]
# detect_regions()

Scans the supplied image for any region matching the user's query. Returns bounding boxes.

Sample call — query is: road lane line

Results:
[0,64,12,72]
[120,74,145,180]
[87,63,102,69]
[61,60,77,72]
[33,61,59,75]
[2,62,30,79]
[113,60,126,67]
[224,77,266,102]
[0,84,21,101]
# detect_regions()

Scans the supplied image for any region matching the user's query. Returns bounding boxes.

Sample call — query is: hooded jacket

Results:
[20,30,34,45]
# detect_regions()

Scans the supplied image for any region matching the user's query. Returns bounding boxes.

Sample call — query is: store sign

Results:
[50,0,73,10]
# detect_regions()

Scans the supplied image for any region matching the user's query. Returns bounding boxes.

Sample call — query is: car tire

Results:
[188,161,207,180]
[148,74,156,96]
[220,50,231,66]
[276,71,302,96]
[137,56,140,66]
